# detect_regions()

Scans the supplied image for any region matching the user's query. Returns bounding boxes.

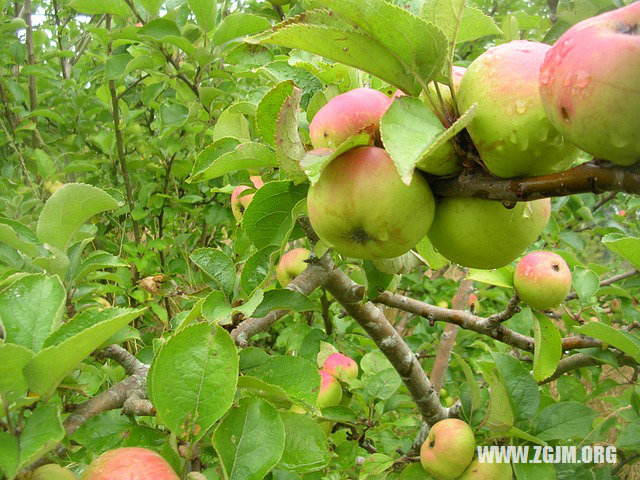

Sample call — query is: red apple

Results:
[276,247,310,287]
[323,353,358,380]
[307,146,434,260]
[458,41,579,178]
[539,2,640,166]
[317,370,342,409]
[514,251,572,311]
[80,447,179,480]
[309,88,392,149]
[230,176,264,221]
[420,418,476,480]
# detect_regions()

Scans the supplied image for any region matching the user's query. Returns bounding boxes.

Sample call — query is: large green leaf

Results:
[532,312,562,382]
[188,141,277,183]
[256,81,295,148]
[188,0,217,33]
[213,397,285,480]
[24,308,145,397]
[190,248,236,299]
[0,218,42,258]
[214,12,270,45]
[0,431,19,480]
[576,322,640,362]
[36,183,119,252]
[68,0,129,16]
[0,344,34,405]
[18,404,65,470]
[602,234,640,270]
[493,352,540,421]
[148,323,238,442]
[278,412,330,473]
[274,86,307,183]
[0,274,66,351]
[252,289,317,318]
[533,402,597,441]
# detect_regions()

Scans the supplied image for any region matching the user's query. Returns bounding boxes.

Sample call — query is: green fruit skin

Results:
[427,197,551,269]
[539,2,640,166]
[80,447,180,480]
[457,458,513,480]
[514,251,572,311]
[32,464,77,480]
[420,419,476,480]
[307,146,435,260]
[458,41,579,178]
[318,370,342,408]
[276,247,310,287]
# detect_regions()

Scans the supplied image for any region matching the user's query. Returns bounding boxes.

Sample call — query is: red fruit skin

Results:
[539,2,640,165]
[80,447,180,480]
[309,88,392,149]
[514,251,572,311]
[230,176,264,221]
[323,353,358,379]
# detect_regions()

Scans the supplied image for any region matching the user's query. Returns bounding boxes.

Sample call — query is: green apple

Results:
[307,146,434,260]
[436,300,449,309]
[317,370,342,409]
[420,418,476,480]
[458,41,579,178]
[309,88,392,149]
[31,464,77,480]
[80,447,180,480]
[457,457,513,480]
[276,247,310,287]
[230,176,264,221]
[427,197,551,269]
[514,251,571,311]
[323,353,358,380]
[539,2,640,165]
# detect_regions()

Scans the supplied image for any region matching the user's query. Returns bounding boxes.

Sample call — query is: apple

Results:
[230,176,264,221]
[309,88,392,149]
[276,247,310,287]
[514,251,571,311]
[420,418,475,480]
[458,41,579,178]
[427,197,551,269]
[80,447,180,480]
[323,353,358,380]
[468,293,480,312]
[539,3,640,166]
[317,370,342,409]
[32,464,77,480]
[436,300,449,308]
[617,209,627,217]
[457,457,513,480]
[307,146,434,260]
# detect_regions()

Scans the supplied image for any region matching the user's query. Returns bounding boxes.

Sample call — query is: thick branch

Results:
[541,352,637,384]
[230,254,333,346]
[324,268,454,425]
[431,161,640,201]
[95,345,148,376]
[487,294,521,326]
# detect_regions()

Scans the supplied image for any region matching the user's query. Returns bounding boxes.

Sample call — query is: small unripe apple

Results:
[436,300,449,309]
[307,146,435,260]
[457,457,513,480]
[231,176,264,221]
[458,41,579,178]
[514,251,572,311]
[617,209,627,217]
[80,447,179,480]
[309,88,392,149]
[317,370,342,409]
[539,2,640,166]
[420,418,476,480]
[427,197,551,269]
[323,353,358,380]
[31,464,76,480]
[276,248,310,287]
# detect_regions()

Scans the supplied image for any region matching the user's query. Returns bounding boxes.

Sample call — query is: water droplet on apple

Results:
[539,67,552,86]
[574,70,591,89]
[515,100,528,114]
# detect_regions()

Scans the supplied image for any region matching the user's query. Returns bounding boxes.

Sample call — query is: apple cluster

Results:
[316,352,359,409]
[420,419,511,479]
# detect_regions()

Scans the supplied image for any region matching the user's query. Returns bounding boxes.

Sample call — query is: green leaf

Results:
[0,274,66,351]
[190,248,236,299]
[139,18,181,39]
[479,362,514,432]
[572,266,600,301]
[618,420,640,450]
[18,404,65,470]
[576,322,640,362]
[68,0,129,16]
[249,11,420,96]
[257,81,295,148]
[188,0,217,33]
[73,251,128,283]
[201,290,232,324]
[71,410,135,454]
[360,453,394,479]
[533,402,597,441]
[36,183,119,252]
[532,312,562,382]
[278,412,330,473]
[24,308,145,397]
[242,181,308,250]
[251,355,320,408]
[159,104,189,127]
[274,87,307,183]
[149,324,238,442]
[0,218,42,257]
[105,53,132,80]
[492,352,540,421]
[139,0,163,17]
[602,234,640,270]
[0,344,34,405]
[300,133,372,185]
[252,289,316,318]
[213,397,285,480]
[241,246,279,295]
[362,261,394,298]
[457,6,503,43]
[189,141,277,183]
[212,106,251,142]
[0,431,19,480]
[363,368,402,400]
[236,376,291,405]
[512,462,556,479]
[468,266,514,288]
[398,463,432,480]
[214,12,270,45]
[421,0,464,49]
[452,353,481,416]
[415,236,449,270]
